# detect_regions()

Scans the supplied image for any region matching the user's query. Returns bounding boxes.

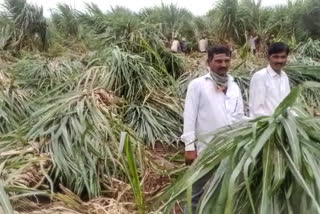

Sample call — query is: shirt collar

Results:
[205,67,212,79]
[205,72,212,80]
[267,64,282,77]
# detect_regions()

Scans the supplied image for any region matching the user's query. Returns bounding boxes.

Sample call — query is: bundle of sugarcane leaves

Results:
[286,65,320,114]
[155,82,320,214]
[0,71,33,134]
[24,88,138,199]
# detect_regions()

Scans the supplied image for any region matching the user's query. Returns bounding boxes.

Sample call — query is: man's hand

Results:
[184,151,197,165]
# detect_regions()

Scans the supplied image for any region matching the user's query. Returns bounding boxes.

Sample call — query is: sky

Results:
[3,0,288,16]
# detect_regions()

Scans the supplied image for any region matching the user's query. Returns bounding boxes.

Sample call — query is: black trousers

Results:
[184,171,214,214]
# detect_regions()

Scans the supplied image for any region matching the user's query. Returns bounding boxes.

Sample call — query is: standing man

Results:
[182,45,244,213]
[267,34,275,48]
[249,42,290,118]
[248,34,258,55]
[180,37,188,53]
[171,37,181,53]
[198,36,208,53]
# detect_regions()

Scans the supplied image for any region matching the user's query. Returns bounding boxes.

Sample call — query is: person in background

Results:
[249,42,291,118]
[198,36,208,53]
[267,34,275,48]
[180,37,188,53]
[182,45,245,213]
[171,37,181,53]
[248,34,258,55]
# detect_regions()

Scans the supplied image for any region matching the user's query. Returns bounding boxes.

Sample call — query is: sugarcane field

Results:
[1,0,320,213]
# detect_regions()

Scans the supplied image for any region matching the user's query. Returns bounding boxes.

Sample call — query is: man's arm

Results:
[181,80,200,165]
[249,73,267,118]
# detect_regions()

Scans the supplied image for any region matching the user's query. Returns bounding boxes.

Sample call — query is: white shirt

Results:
[171,40,180,52]
[199,39,208,52]
[249,65,290,118]
[181,72,244,154]
[248,36,258,49]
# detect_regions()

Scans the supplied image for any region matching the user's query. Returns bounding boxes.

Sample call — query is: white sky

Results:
[2,0,288,16]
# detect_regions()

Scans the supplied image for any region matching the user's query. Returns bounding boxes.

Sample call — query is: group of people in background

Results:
[170,35,209,53]
[171,32,277,56]
[170,37,188,53]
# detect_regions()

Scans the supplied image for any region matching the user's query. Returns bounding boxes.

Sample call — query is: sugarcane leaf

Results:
[302,81,320,89]
[280,113,302,169]
[273,87,301,118]
[0,181,13,214]
[122,132,145,214]
[279,143,320,213]
[224,152,249,214]
[199,160,228,213]
[260,139,273,214]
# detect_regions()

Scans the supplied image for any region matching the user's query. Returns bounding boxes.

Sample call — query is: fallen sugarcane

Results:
[156,82,320,214]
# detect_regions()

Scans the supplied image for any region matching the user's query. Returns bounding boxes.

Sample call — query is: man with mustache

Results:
[249,42,291,118]
[182,45,244,213]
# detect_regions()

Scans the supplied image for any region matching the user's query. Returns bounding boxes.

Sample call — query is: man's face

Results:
[268,52,288,72]
[208,54,231,76]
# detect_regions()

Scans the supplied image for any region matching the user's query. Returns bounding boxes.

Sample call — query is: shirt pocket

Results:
[265,81,278,97]
[226,96,239,114]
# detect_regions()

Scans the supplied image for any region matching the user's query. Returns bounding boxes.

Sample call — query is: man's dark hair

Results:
[207,45,231,62]
[268,42,290,56]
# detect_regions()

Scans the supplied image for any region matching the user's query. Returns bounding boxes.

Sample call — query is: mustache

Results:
[218,67,227,71]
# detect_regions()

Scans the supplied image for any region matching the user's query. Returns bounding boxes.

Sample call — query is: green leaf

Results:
[260,140,273,214]
[122,132,145,214]
[280,113,302,169]
[273,87,301,118]
[0,181,13,214]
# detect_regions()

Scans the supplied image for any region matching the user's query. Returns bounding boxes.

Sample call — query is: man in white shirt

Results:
[182,45,244,213]
[248,34,258,55]
[198,36,208,53]
[171,38,181,53]
[249,42,291,118]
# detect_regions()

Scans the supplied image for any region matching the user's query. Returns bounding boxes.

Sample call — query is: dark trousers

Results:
[184,172,213,214]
